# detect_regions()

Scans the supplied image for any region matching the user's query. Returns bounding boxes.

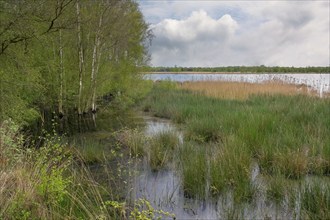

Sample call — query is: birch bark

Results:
[90,14,103,113]
[76,0,84,115]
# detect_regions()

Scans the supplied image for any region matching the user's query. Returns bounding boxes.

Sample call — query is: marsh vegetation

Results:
[2,78,329,219]
[1,1,329,218]
[128,81,330,219]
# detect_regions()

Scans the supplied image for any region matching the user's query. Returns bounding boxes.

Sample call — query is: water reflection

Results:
[128,116,295,219]
[143,115,184,143]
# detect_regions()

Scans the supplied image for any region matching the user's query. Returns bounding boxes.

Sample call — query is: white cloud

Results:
[150,10,239,66]
[140,1,329,67]
[153,11,237,43]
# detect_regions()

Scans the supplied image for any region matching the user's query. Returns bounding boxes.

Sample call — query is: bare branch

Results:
[43,0,75,35]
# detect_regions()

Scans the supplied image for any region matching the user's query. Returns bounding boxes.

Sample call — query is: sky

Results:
[138,0,330,67]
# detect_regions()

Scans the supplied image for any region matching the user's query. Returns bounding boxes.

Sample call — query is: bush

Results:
[0,120,110,219]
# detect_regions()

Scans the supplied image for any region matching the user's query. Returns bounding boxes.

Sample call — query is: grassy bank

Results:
[0,120,112,219]
[0,118,174,220]
[141,82,330,209]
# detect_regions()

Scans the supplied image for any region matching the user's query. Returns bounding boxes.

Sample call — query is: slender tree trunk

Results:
[90,14,103,113]
[59,29,64,116]
[76,0,84,115]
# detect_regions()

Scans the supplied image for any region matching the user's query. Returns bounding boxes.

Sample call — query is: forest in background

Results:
[0,0,151,132]
[147,65,330,73]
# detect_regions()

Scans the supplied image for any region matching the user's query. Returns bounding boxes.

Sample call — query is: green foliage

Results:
[0,0,151,132]
[0,69,40,126]
[129,198,175,220]
[0,119,25,167]
[0,120,117,219]
[105,198,176,220]
[34,141,72,204]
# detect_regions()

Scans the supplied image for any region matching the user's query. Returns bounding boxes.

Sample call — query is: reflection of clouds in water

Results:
[131,163,220,219]
[144,118,184,144]
[130,158,291,219]
[134,118,218,219]
[129,117,297,219]
[144,73,330,95]
[145,121,173,136]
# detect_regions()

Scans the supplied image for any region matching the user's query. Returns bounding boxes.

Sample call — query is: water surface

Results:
[144,73,330,95]
[128,116,296,219]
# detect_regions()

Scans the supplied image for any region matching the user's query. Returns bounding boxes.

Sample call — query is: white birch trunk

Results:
[59,29,64,115]
[76,0,84,115]
[90,14,103,113]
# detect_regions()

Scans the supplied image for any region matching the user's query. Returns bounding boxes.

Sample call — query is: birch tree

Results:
[76,0,84,115]
[0,0,152,129]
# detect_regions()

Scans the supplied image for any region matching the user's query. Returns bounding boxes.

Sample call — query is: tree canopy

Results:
[0,0,151,127]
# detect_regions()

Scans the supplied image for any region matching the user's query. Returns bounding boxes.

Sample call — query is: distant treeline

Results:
[146,66,330,73]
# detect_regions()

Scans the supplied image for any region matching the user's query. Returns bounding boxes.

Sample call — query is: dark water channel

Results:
[128,116,220,219]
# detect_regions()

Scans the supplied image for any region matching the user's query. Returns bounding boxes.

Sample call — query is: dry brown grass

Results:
[179,81,323,100]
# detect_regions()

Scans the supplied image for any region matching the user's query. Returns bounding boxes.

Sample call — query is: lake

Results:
[144,73,330,95]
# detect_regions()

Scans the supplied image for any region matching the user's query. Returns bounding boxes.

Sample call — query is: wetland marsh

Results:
[107,79,329,219]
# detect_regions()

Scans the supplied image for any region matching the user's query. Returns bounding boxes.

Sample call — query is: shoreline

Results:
[142,72,328,74]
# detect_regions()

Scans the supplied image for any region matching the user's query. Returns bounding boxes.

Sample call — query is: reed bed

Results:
[180,81,321,100]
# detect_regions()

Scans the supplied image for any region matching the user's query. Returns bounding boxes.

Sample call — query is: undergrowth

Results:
[0,119,175,220]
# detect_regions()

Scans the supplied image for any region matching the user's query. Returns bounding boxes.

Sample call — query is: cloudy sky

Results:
[138,0,330,67]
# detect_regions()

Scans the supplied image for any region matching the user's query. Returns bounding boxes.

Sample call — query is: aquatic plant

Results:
[69,136,110,164]
[178,141,208,199]
[142,84,330,179]
[185,116,223,143]
[210,141,254,203]
[119,128,147,158]
[139,83,330,217]
[148,131,180,171]
[288,181,330,219]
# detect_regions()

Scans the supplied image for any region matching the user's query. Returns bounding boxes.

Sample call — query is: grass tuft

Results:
[148,131,180,171]
[178,142,208,199]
